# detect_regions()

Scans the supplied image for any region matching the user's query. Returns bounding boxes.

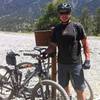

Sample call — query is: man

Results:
[43,3,90,100]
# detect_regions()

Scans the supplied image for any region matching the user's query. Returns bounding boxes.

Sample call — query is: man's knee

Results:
[76,89,84,94]
[64,82,73,96]
[76,89,86,100]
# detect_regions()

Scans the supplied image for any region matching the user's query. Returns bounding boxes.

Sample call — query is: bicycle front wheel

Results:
[31,80,69,100]
[0,66,13,100]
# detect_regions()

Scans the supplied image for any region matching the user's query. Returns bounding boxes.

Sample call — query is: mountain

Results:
[0,0,99,31]
[70,0,100,15]
[0,0,51,31]
[0,0,51,18]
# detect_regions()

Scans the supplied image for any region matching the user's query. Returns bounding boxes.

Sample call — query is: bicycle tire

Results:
[0,66,13,100]
[31,79,69,100]
[70,79,93,100]
[16,62,39,86]
[47,65,93,100]
[85,79,93,100]
[16,62,34,69]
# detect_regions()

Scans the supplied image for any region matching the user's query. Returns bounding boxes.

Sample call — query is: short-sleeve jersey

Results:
[51,22,86,64]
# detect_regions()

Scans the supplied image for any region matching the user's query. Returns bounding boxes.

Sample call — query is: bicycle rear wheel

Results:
[85,79,93,100]
[0,66,13,99]
[70,79,93,100]
[31,80,69,100]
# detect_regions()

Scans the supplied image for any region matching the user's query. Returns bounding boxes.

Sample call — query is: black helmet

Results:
[57,3,72,13]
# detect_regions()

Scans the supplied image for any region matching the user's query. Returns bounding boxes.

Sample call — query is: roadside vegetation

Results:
[24,0,100,36]
[0,0,100,36]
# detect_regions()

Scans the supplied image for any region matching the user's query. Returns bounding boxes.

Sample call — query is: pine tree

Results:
[94,8,100,36]
[79,8,93,35]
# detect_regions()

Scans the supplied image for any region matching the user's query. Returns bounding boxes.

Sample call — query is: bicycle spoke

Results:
[31,80,68,100]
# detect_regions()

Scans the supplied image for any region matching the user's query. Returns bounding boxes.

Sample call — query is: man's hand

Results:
[82,60,91,69]
[41,51,56,59]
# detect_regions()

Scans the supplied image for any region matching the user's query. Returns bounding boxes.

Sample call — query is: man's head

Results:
[57,3,72,23]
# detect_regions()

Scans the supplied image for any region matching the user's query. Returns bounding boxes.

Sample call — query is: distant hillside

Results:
[0,0,99,31]
[70,0,100,15]
[0,0,51,18]
[0,0,51,31]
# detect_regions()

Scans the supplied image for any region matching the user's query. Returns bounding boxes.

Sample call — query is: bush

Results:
[34,0,66,30]
[34,0,79,31]
[34,3,60,30]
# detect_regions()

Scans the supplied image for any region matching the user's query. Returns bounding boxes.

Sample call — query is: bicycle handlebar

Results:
[23,53,38,58]
[18,47,47,53]
[19,49,34,52]
[23,52,49,60]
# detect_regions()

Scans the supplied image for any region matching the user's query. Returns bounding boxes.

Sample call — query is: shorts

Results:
[58,63,86,91]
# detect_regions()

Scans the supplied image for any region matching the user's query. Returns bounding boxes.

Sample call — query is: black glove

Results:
[82,60,91,69]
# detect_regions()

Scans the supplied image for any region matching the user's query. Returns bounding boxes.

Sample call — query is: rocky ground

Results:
[85,36,100,99]
[0,32,100,99]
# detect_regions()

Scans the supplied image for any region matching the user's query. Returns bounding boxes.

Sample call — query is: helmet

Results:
[57,3,72,13]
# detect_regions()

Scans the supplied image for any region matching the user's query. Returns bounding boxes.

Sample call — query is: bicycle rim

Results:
[31,80,69,100]
[16,62,34,69]
[85,79,93,100]
[70,79,93,100]
[16,62,38,87]
[0,66,13,99]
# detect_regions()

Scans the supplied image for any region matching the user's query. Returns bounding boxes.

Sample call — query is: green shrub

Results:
[34,0,66,30]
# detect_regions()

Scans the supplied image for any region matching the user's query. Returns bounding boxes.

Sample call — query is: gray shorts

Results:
[58,63,86,90]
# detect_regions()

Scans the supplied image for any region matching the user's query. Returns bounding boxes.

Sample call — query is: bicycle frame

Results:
[13,56,50,98]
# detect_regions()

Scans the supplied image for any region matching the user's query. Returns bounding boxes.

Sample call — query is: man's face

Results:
[59,12,71,23]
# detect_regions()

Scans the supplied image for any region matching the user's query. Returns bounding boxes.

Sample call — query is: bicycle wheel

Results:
[16,62,39,87]
[9,90,32,100]
[31,80,69,100]
[85,79,93,100]
[70,79,93,100]
[16,62,35,69]
[0,66,13,99]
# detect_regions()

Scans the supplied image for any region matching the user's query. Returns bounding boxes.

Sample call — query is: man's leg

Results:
[76,89,86,100]
[65,81,73,96]
[71,64,86,100]
[58,64,71,96]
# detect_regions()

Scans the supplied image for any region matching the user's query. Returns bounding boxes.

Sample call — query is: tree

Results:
[79,8,93,35]
[34,0,67,30]
[94,8,100,36]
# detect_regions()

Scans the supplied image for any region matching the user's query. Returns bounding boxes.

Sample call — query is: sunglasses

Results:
[59,12,70,15]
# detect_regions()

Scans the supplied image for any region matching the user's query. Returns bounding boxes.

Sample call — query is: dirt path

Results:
[85,36,100,99]
[0,32,100,99]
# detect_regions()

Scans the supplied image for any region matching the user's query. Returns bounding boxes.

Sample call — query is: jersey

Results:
[51,22,86,64]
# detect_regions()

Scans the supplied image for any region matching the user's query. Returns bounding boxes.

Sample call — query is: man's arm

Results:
[43,26,57,57]
[41,42,56,58]
[81,38,91,69]
[81,38,90,60]
[45,42,57,54]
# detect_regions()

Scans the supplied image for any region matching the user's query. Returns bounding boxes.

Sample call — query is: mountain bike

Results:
[16,47,94,100]
[0,48,68,100]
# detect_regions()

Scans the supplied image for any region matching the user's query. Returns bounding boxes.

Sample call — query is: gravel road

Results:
[0,32,100,99]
